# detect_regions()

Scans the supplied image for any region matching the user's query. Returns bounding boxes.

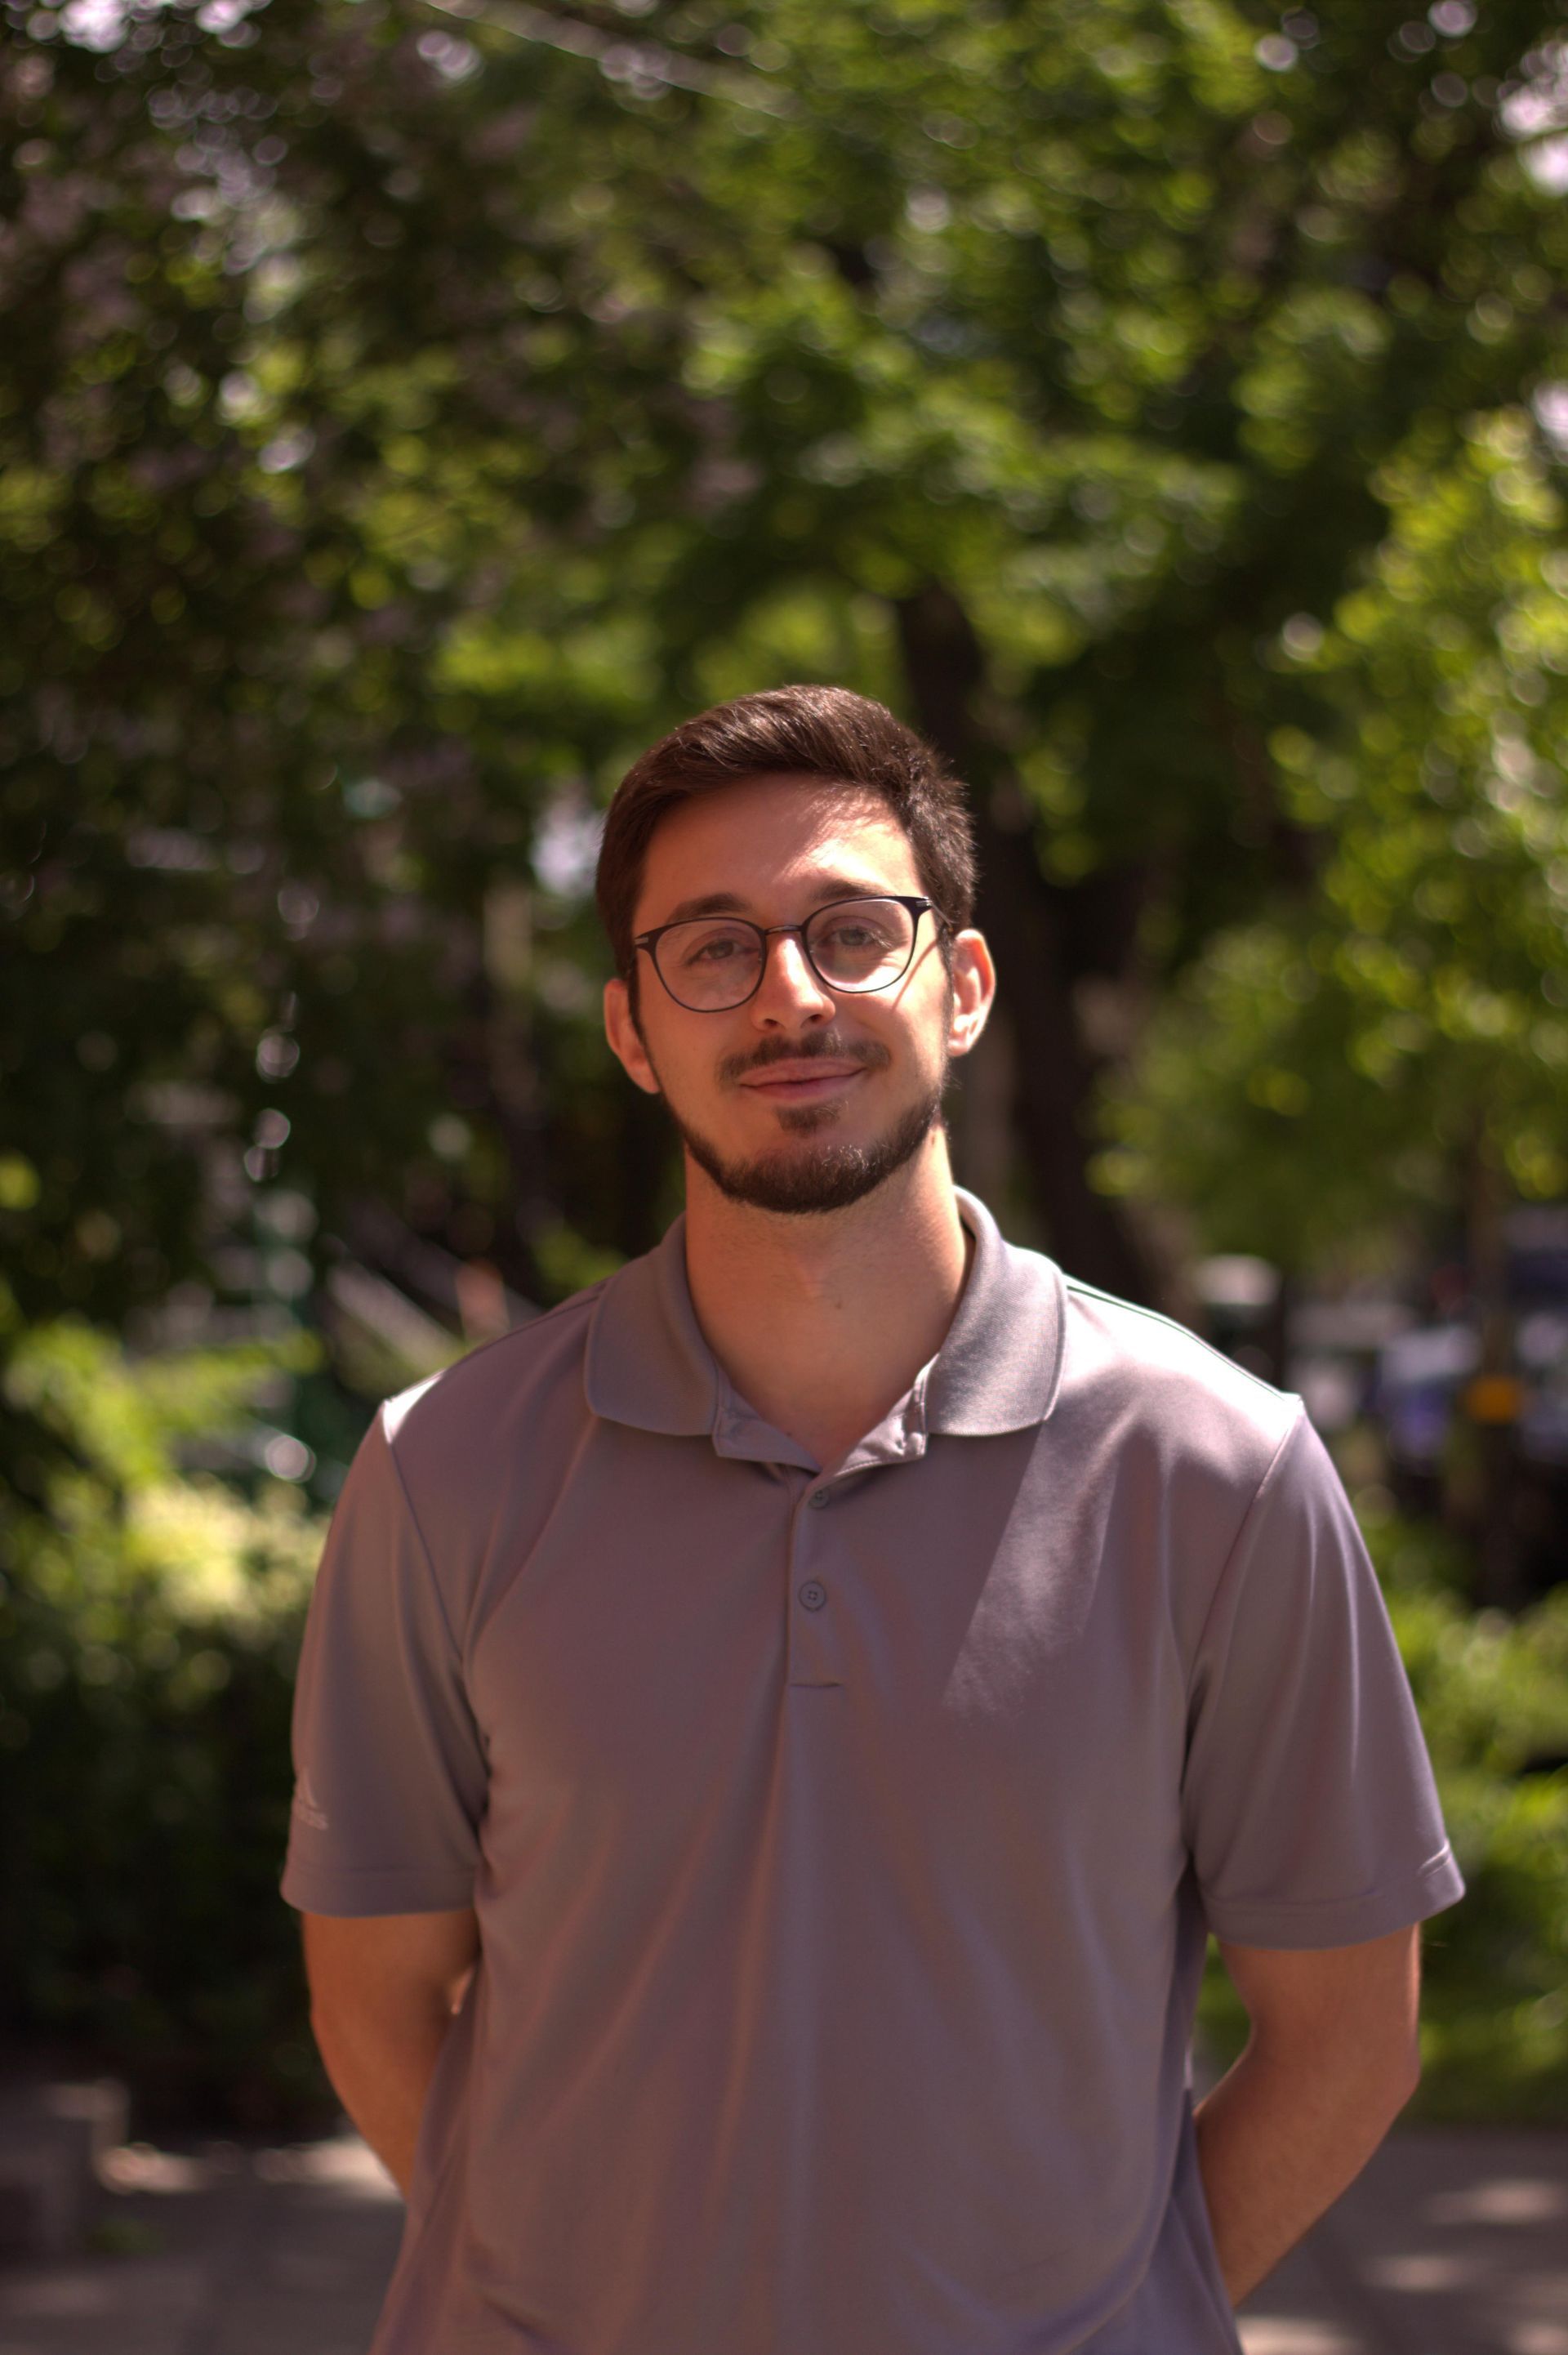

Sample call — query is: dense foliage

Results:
[1101,411,1568,1262]
[7,0,1568,1323]
[0,1308,327,2117]
[4,0,1566,2121]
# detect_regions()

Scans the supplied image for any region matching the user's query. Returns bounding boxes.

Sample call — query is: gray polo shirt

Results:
[283,1189,1462,2355]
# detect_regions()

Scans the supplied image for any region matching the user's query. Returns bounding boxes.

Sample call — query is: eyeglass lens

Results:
[654,899,919,1010]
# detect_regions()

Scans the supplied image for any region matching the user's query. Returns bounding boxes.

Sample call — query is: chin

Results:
[673,1081,947,1218]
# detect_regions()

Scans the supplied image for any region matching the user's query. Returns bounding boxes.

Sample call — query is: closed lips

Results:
[740,1062,866,1089]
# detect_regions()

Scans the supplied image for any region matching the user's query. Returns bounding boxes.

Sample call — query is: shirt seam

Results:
[375,1410,468,1671]
[1181,1400,1309,1722]
[380,1292,608,1676]
[380,1287,604,1441]
[1063,1276,1294,1403]
[447,1280,602,1376]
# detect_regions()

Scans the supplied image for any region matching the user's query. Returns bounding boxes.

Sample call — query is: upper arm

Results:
[282,1414,488,1922]
[1184,1412,1461,1951]
[1216,1922,1422,2087]
[303,1907,481,2024]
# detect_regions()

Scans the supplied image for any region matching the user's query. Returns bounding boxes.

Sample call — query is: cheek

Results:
[893,982,953,1064]
[638,1021,716,1104]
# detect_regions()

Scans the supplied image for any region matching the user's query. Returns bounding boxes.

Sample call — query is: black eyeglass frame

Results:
[631,894,951,1013]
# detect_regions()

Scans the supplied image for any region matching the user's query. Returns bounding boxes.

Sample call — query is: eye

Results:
[818,914,895,950]
[675,923,756,968]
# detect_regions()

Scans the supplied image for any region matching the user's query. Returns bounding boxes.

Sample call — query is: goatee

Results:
[666,1043,949,1215]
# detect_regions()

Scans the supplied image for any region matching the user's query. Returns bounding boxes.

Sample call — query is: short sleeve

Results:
[280,1407,488,1916]
[1182,1406,1464,1948]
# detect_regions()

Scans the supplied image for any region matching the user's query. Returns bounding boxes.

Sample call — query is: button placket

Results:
[787,1485,844,1688]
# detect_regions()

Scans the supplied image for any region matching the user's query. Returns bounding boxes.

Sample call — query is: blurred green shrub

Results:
[1376,1514,1568,2122]
[1200,1501,1568,2122]
[0,1308,332,2126]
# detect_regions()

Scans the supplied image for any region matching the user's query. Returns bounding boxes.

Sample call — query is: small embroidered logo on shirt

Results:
[292,1768,329,1832]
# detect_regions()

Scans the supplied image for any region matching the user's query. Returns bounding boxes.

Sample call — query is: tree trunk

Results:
[894,582,1160,1305]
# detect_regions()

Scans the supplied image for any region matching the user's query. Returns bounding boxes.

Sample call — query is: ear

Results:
[604,975,662,1096]
[946,928,996,1060]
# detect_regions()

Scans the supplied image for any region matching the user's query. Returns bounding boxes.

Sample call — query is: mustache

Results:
[719,1030,892,1086]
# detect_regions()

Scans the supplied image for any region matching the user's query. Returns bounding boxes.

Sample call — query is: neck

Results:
[681,1131,972,1472]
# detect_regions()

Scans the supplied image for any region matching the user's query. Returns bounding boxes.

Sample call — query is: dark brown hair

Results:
[595,684,978,982]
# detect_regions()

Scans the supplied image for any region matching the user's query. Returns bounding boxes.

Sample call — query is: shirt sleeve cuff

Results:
[1200,1845,1465,1950]
[280,1855,478,1916]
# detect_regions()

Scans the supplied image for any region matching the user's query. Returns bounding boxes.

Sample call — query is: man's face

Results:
[603,774,991,1216]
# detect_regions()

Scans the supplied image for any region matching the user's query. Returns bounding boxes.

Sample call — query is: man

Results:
[284,684,1463,2354]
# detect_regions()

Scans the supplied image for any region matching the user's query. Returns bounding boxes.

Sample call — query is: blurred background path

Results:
[0,2130,402,2355]
[0,2123,1564,2355]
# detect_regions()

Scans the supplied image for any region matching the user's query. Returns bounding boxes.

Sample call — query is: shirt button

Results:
[798,1581,827,1612]
[808,1489,831,1510]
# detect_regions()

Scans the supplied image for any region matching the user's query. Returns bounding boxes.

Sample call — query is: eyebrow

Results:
[653,877,898,927]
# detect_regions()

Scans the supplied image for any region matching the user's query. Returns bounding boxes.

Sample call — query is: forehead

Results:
[635,774,923,928]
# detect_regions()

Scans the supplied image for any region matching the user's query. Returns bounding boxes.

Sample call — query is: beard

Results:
[654,1028,950,1217]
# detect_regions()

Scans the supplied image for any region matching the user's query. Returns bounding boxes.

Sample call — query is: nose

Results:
[750,928,835,1026]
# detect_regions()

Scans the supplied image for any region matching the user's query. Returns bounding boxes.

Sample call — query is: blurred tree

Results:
[1098,411,1568,1595]
[1100,413,1568,1255]
[2,0,1566,1345]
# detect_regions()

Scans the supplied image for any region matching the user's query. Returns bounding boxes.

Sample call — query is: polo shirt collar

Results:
[582,1186,1065,1447]
[583,1206,721,1438]
[925,1189,1066,1436]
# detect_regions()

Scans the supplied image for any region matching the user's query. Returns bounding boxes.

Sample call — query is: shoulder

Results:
[1055,1273,1303,1495]
[312,1285,611,1644]
[376,1281,606,1489]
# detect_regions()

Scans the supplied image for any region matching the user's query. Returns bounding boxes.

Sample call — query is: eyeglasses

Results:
[632,894,948,1014]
